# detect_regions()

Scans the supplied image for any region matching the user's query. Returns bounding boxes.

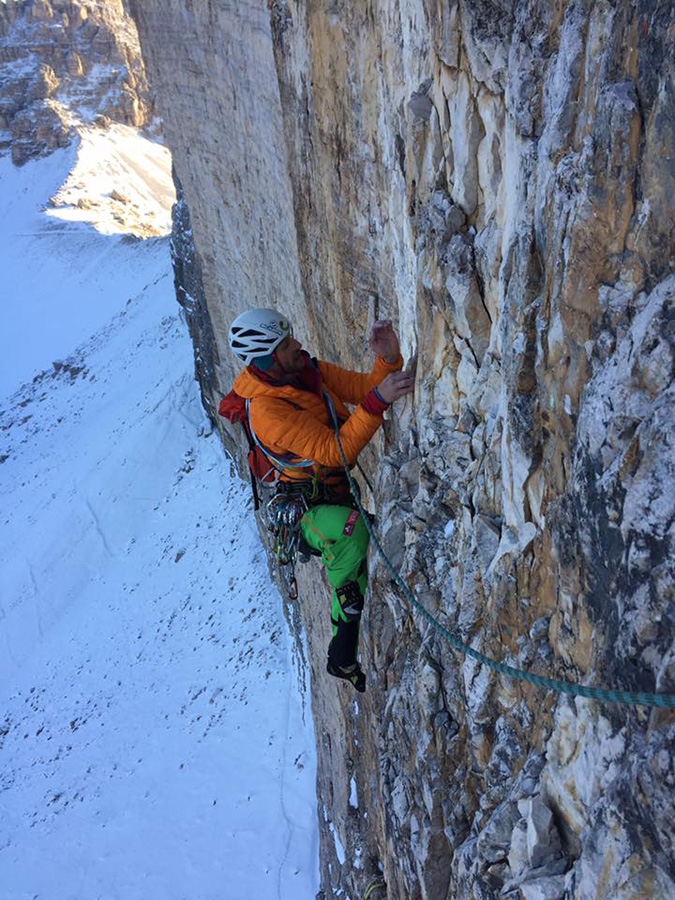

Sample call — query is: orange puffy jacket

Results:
[232,352,403,484]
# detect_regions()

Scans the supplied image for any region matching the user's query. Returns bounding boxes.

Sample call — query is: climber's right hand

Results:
[376,371,415,404]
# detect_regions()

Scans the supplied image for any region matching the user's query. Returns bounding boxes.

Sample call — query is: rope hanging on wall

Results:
[327,405,675,710]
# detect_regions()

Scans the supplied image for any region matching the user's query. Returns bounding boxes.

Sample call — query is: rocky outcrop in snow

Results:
[130,1,675,898]
[0,0,153,165]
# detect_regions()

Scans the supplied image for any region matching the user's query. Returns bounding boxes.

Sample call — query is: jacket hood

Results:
[233,353,321,400]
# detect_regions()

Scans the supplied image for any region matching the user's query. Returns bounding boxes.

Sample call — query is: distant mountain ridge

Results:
[0,0,153,165]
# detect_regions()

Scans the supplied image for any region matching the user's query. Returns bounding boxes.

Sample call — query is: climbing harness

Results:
[325,403,675,710]
[242,390,363,599]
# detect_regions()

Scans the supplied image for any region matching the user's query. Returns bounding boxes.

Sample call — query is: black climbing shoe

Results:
[327,660,366,693]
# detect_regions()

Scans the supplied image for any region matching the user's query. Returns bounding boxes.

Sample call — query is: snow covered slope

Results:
[0,125,174,397]
[0,133,319,899]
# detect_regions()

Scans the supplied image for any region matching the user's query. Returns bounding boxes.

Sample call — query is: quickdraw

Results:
[266,490,309,599]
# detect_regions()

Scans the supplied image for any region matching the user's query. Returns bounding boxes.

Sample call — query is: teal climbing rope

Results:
[327,401,675,710]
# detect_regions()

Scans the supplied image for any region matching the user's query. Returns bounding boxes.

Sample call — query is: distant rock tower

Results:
[0,0,154,165]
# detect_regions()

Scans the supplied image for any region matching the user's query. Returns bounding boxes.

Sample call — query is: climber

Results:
[227,308,414,692]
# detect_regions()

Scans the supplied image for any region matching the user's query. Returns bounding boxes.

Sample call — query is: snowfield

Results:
[0,133,319,899]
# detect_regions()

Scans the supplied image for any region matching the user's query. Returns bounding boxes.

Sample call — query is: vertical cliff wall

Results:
[129,2,675,898]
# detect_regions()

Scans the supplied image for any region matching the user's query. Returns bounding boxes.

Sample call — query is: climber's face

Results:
[273,334,305,373]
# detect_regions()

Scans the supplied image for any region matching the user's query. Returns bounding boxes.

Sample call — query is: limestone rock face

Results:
[0,0,153,165]
[130,1,675,898]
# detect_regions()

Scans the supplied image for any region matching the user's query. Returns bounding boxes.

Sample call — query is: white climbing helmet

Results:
[228,308,292,365]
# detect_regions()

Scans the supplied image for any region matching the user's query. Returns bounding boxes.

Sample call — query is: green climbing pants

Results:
[300,504,369,667]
